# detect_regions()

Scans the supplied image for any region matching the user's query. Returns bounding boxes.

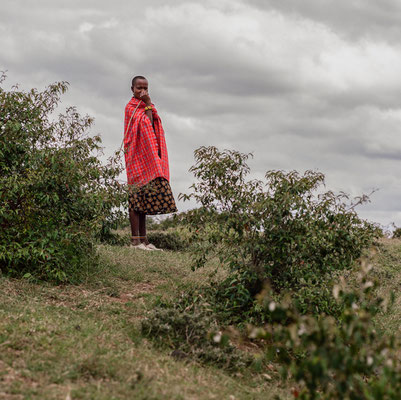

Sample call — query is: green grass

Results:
[0,245,289,400]
[3,239,400,399]
[370,238,401,336]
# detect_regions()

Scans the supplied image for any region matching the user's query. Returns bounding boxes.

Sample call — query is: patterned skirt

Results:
[128,177,177,215]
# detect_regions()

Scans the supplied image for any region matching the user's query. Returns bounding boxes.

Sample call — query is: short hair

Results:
[131,75,147,87]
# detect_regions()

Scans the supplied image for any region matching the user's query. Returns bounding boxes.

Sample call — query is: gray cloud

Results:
[1,0,401,227]
[244,0,401,41]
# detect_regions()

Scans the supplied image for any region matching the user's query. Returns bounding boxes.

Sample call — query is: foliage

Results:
[155,214,182,231]
[97,221,129,246]
[252,261,401,399]
[0,74,127,281]
[146,231,188,251]
[146,213,191,231]
[180,146,378,320]
[141,298,253,371]
[145,216,163,231]
[393,227,401,239]
[203,273,343,326]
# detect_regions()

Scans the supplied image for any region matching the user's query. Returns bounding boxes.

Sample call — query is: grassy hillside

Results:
[1,239,400,399]
[0,245,291,400]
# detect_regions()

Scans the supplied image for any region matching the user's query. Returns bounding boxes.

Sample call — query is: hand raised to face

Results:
[139,89,151,106]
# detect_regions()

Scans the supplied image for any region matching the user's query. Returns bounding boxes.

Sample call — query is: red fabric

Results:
[124,97,170,187]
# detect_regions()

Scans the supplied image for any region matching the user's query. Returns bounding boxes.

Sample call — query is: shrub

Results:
[205,273,344,326]
[252,261,401,399]
[147,231,188,251]
[140,213,189,231]
[156,214,181,231]
[97,221,129,246]
[180,146,378,320]
[0,74,126,281]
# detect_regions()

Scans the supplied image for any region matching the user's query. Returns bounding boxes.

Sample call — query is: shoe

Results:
[146,243,163,251]
[131,243,152,251]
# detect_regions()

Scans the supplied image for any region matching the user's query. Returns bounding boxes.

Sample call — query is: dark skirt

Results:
[128,177,177,215]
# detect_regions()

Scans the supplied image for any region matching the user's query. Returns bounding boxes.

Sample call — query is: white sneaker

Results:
[131,243,152,251]
[146,243,163,251]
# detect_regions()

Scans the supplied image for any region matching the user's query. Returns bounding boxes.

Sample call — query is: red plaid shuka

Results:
[124,97,170,187]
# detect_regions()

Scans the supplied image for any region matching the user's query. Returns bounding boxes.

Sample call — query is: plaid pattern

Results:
[124,97,170,187]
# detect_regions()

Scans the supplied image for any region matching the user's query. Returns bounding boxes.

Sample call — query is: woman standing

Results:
[124,76,177,250]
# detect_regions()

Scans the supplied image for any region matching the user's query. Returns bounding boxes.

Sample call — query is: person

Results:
[124,76,177,250]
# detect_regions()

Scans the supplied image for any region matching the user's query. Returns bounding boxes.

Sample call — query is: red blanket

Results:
[124,97,170,187]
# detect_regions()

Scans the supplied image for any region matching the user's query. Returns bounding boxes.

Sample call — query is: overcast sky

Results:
[1,0,400,227]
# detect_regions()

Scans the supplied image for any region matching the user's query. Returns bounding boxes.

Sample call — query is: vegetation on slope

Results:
[0,246,290,400]
[2,78,400,399]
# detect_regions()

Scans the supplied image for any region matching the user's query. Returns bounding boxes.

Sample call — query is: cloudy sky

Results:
[1,0,400,227]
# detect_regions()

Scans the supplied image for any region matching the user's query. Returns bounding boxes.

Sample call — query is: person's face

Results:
[132,79,148,99]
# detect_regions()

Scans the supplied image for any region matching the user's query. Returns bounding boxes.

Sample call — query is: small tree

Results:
[0,74,127,281]
[180,146,378,318]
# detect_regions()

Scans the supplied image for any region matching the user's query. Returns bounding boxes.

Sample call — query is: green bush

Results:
[253,261,401,399]
[97,221,129,246]
[156,214,181,231]
[180,146,378,320]
[203,273,343,326]
[147,231,188,251]
[0,75,126,281]
[141,213,190,231]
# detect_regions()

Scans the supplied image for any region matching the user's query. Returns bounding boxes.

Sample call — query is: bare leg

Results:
[129,209,141,245]
[139,213,149,245]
